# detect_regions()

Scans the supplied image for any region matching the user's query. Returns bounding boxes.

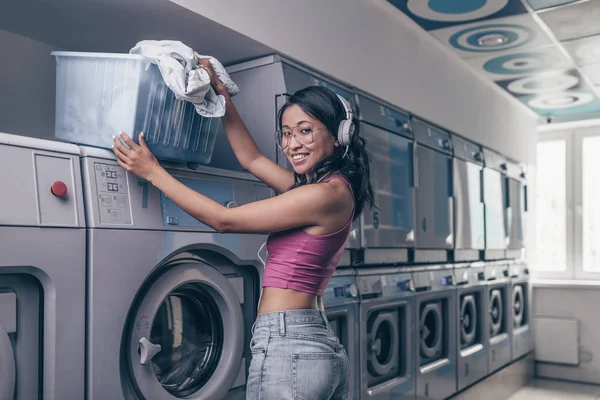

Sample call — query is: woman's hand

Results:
[112,132,163,182]
[198,59,227,95]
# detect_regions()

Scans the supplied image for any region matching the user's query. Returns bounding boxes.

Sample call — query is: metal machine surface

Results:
[0,132,86,399]
[505,161,528,260]
[220,55,362,265]
[357,268,415,400]
[412,265,457,400]
[509,262,532,361]
[323,268,361,400]
[482,149,508,261]
[453,262,488,391]
[412,119,454,263]
[485,262,512,373]
[81,146,269,400]
[355,91,416,265]
[452,135,485,262]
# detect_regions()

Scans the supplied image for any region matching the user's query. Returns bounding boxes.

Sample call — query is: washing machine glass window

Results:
[367,309,402,383]
[150,283,223,397]
[127,262,244,400]
[420,302,444,365]
[489,289,505,337]
[512,285,526,328]
[460,294,479,348]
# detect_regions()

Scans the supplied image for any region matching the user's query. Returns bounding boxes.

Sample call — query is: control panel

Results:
[454,266,487,286]
[510,263,529,279]
[412,268,455,291]
[93,163,132,225]
[323,275,358,304]
[485,264,510,282]
[482,148,507,173]
[384,272,414,296]
[357,94,412,138]
[452,135,483,165]
[412,119,453,155]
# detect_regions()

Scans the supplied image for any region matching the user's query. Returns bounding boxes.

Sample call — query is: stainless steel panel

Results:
[484,168,507,252]
[454,159,485,252]
[415,145,453,249]
[361,123,415,249]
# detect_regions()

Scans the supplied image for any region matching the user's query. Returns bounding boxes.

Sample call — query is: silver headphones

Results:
[336,94,356,147]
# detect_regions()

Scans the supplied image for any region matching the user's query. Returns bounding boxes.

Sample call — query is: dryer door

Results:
[490,289,504,337]
[0,292,16,400]
[512,285,524,328]
[460,294,478,347]
[420,302,443,363]
[367,311,399,377]
[126,262,244,400]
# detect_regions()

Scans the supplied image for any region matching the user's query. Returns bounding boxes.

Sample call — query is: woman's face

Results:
[280,105,338,176]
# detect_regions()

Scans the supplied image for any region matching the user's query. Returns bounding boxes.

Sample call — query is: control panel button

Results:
[346,284,358,298]
[51,181,68,198]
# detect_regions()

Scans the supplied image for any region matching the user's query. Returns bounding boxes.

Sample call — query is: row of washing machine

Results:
[324,261,532,400]
[0,134,530,400]
[0,132,272,400]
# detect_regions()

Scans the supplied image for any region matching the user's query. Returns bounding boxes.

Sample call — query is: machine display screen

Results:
[334,287,345,297]
[106,170,117,179]
[107,183,118,192]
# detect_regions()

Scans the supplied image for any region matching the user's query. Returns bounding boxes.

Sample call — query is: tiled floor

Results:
[508,379,600,400]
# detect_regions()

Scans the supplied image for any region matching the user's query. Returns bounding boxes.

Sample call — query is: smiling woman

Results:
[112,58,374,399]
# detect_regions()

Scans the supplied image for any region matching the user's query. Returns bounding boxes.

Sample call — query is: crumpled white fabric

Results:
[129,40,239,118]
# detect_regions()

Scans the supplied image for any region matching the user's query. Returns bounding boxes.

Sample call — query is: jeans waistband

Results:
[253,309,329,336]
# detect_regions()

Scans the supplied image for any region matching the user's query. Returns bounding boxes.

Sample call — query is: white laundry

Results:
[130,40,239,118]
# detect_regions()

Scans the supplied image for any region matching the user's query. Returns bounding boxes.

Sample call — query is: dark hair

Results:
[277,85,375,217]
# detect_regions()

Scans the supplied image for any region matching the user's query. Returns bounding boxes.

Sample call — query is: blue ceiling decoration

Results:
[386,0,527,31]
[387,0,600,123]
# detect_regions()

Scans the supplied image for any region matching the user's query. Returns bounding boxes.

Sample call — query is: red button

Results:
[51,181,68,198]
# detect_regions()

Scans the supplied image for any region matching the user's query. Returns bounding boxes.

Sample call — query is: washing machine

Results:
[80,146,270,400]
[509,262,532,360]
[412,264,457,400]
[0,132,86,399]
[323,268,360,400]
[357,267,414,400]
[485,262,512,373]
[453,262,488,391]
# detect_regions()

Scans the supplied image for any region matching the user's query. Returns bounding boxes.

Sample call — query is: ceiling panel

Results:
[562,35,600,66]
[387,0,600,124]
[430,14,552,59]
[537,0,600,41]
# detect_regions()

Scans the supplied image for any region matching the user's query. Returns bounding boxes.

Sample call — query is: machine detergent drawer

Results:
[34,154,80,226]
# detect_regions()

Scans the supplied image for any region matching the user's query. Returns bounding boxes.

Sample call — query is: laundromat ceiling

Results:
[387,0,600,124]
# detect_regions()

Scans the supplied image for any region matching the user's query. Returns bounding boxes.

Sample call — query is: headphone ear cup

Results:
[337,120,355,147]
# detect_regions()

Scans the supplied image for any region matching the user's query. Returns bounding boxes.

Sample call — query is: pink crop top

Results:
[262,176,354,296]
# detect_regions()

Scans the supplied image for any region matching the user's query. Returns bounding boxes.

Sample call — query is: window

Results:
[535,140,567,273]
[536,128,600,280]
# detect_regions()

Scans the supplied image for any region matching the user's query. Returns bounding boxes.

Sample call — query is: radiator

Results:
[534,316,579,365]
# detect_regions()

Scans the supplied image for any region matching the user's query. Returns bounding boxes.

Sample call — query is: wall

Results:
[533,284,600,385]
[0,30,62,141]
[170,0,538,164]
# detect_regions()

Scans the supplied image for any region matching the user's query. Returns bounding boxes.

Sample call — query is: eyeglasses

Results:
[275,124,328,150]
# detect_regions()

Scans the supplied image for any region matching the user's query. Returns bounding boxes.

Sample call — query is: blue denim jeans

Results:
[245,309,349,400]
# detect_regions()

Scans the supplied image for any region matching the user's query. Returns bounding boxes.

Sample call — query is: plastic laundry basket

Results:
[52,51,220,164]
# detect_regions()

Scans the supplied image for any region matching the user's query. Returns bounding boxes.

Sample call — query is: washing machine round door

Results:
[489,289,504,337]
[127,262,244,400]
[460,295,477,346]
[512,285,524,328]
[0,323,16,400]
[367,311,399,377]
[420,302,443,360]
